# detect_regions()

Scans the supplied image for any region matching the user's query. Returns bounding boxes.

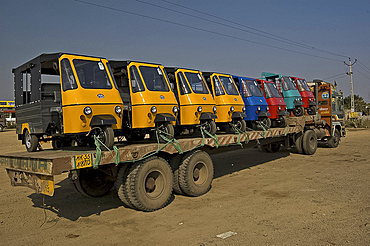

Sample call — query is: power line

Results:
[75,0,343,62]
[357,61,370,74]
[322,73,347,80]
[160,0,349,59]
[353,67,370,81]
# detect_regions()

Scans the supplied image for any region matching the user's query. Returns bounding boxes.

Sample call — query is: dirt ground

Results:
[0,129,369,245]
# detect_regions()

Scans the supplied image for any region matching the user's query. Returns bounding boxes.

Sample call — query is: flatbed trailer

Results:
[1,116,318,211]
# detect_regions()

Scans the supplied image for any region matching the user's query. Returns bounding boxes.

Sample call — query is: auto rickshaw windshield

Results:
[297,79,311,92]
[139,66,170,92]
[266,83,283,98]
[242,79,263,97]
[73,59,113,89]
[281,76,297,91]
[184,72,209,94]
[219,76,239,95]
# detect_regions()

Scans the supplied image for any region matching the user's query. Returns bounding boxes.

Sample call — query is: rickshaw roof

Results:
[109,60,164,69]
[164,67,201,73]
[12,52,107,74]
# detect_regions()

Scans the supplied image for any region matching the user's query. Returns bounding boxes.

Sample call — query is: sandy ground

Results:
[0,129,369,245]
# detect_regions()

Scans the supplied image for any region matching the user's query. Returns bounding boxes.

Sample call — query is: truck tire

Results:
[178,150,214,197]
[73,168,115,197]
[126,156,173,211]
[116,164,135,208]
[24,129,38,152]
[327,128,340,148]
[302,130,317,155]
[295,133,304,154]
[169,154,184,195]
[0,124,3,132]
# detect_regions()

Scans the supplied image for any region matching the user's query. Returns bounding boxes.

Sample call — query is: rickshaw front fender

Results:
[232,112,247,119]
[154,113,176,123]
[90,115,117,126]
[199,112,217,120]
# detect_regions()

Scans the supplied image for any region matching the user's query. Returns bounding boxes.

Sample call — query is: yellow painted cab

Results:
[165,67,217,136]
[109,60,178,142]
[202,72,247,132]
[12,53,123,152]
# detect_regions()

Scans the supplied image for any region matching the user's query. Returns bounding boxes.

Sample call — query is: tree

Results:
[344,95,367,112]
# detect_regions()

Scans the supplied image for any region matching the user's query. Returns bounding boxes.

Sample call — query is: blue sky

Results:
[1,0,370,102]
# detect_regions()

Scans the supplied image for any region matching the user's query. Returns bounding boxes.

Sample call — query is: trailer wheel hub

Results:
[145,176,156,192]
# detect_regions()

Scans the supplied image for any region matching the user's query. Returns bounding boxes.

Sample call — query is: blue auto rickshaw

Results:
[233,76,271,129]
[261,72,304,116]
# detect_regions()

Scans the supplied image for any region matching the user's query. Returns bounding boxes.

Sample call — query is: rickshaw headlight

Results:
[257,106,261,111]
[278,106,281,110]
[173,106,178,113]
[230,106,234,112]
[266,106,269,111]
[151,106,157,114]
[242,106,246,112]
[213,106,217,112]
[84,106,92,115]
[197,106,202,112]
[115,106,122,114]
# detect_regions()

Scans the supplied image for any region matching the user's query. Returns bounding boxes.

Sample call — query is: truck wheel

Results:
[327,128,340,148]
[0,124,3,132]
[302,130,317,155]
[295,133,304,154]
[204,120,217,135]
[126,157,173,211]
[178,150,214,197]
[73,168,115,197]
[52,139,63,149]
[169,154,184,195]
[292,106,304,117]
[116,164,135,208]
[96,127,114,150]
[24,129,38,152]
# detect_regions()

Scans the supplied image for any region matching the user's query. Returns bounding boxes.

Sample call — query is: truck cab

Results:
[256,79,289,127]
[309,79,345,147]
[291,76,316,115]
[232,76,271,129]
[203,72,247,133]
[261,72,304,116]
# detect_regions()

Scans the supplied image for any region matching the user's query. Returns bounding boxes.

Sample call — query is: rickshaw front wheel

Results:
[203,120,217,135]
[96,126,114,150]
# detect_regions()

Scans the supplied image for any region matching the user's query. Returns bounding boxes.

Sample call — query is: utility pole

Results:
[344,58,357,112]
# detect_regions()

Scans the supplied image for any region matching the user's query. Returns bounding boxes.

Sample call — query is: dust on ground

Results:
[0,129,369,245]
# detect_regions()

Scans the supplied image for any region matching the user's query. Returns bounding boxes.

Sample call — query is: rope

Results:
[93,135,120,168]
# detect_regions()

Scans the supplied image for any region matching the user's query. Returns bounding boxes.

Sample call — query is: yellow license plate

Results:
[74,154,93,169]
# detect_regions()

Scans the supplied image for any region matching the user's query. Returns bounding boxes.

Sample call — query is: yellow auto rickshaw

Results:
[13,53,123,152]
[165,67,217,136]
[202,72,246,133]
[110,60,178,142]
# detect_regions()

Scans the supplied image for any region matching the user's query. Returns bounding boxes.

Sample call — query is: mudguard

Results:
[199,112,217,120]
[309,101,317,106]
[90,115,117,126]
[258,111,271,117]
[278,110,290,116]
[294,101,304,106]
[231,112,247,119]
[154,113,176,123]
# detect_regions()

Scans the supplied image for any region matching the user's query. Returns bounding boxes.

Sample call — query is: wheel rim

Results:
[144,170,165,198]
[234,120,243,131]
[308,135,316,149]
[25,133,31,149]
[97,129,107,144]
[193,162,208,186]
